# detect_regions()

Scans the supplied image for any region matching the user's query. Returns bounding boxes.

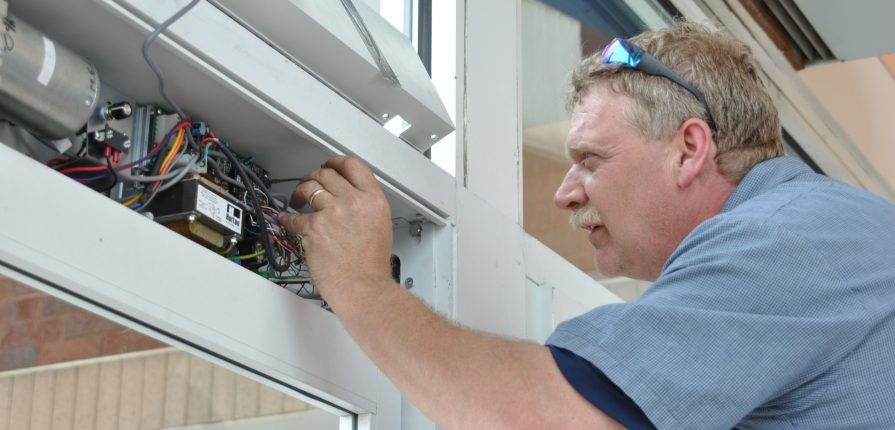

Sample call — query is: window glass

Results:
[379,0,457,176]
[0,275,342,429]
[521,0,671,301]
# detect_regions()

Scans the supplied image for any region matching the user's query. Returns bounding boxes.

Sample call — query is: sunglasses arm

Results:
[636,54,718,135]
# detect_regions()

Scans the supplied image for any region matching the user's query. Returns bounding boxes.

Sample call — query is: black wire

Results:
[100,154,119,194]
[217,143,290,272]
[50,157,86,171]
[209,149,283,211]
[269,177,302,184]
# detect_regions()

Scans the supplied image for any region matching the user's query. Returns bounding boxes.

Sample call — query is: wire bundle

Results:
[46,0,315,299]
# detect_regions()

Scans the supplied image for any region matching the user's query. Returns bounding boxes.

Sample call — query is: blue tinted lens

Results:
[602,38,642,67]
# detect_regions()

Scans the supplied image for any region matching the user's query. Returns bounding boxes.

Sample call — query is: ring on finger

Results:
[308,188,326,208]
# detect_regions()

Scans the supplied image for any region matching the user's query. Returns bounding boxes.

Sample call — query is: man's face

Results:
[554,88,678,280]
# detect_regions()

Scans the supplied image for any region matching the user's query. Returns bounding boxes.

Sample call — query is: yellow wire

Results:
[159,128,184,175]
[121,192,143,207]
[229,249,265,261]
[218,242,235,255]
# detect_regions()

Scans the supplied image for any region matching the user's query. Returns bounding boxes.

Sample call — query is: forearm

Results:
[281,157,619,429]
[323,278,610,429]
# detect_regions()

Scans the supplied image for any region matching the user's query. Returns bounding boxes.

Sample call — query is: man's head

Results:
[554,22,784,281]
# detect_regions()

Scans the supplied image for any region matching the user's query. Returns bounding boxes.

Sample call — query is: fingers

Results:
[323,156,377,191]
[286,156,377,210]
[290,179,333,210]
[302,167,351,196]
[279,212,310,236]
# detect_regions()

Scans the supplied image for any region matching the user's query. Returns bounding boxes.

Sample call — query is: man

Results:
[280,22,895,429]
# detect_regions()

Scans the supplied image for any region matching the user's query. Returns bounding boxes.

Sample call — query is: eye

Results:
[579,152,599,168]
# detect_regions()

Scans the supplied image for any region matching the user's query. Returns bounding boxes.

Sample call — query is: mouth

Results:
[582,223,604,233]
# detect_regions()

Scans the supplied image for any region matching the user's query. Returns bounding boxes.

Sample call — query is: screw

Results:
[409,221,423,238]
[430,134,438,140]
[187,214,197,223]
[84,96,93,107]
[404,277,414,288]
[381,113,390,119]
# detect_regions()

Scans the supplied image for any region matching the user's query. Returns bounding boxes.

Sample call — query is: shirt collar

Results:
[722,156,815,213]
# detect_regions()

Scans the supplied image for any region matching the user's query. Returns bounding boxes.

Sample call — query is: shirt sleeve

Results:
[548,345,656,429]
[546,216,871,429]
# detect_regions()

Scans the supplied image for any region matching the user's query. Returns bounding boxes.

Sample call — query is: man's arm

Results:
[280,157,623,429]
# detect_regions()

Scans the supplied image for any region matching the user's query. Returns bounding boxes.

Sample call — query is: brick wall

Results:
[0,275,165,372]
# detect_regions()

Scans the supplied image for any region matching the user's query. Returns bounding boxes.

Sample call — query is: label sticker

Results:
[195,185,242,234]
[37,36,56,86]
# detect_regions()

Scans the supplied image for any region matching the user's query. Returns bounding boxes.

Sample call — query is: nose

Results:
[554,167,587,210]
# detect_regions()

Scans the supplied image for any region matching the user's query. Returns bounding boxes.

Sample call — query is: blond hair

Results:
[570,22,784,182]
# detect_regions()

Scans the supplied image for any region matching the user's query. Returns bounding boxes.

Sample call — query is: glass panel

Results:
[379,0,458,176]
[0,275,342,429]
[521,0,671,301]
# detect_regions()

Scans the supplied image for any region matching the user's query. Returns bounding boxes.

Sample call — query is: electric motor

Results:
[0,13,100,140]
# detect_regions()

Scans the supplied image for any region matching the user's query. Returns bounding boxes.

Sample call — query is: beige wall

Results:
[798,57,895,187]
[0,348,330,430]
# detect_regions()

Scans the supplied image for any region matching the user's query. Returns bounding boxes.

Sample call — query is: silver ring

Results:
[307,188,325,208]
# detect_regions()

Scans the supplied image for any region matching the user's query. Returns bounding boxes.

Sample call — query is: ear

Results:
[673,118,715,188]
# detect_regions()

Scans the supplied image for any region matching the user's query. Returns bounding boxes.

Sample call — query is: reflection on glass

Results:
[522,0,670,301]
[0,275,340,429]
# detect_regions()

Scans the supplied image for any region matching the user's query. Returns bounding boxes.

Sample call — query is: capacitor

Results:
[0,14,100,140]
[99,102,133,122]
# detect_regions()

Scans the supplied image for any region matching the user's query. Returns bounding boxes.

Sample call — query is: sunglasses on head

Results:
[602,38,717,135]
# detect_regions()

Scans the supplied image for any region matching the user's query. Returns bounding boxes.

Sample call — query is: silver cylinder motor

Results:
[0,13,100,140]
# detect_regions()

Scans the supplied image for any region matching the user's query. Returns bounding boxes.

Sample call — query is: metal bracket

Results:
[339,0,400,85]
[408,220,423,239]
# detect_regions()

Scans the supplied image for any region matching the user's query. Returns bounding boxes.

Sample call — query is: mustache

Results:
[569,206,602,230]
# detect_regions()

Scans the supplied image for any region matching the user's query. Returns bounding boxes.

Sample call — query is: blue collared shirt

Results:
[547,156,895,429]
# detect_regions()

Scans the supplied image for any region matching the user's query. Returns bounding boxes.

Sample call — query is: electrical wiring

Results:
[136,154,199,212]
[150,127,186,193]
[139,2,300,283]
[120,192,143,207]
[218,241,235,256]
[142,0,201,153]
[207,149,284,211]
[156,156,198,193]
[201,136,219,164]
[99,151,119,193]
[269,177,302,184]
[209,161,242,186]
[76,121,190,183]
[207,158,245,189]
[58,163,113,175]
[117,169,182,182]
[229,249,265,261]
[216,142,290,272]
[157,127,184,177]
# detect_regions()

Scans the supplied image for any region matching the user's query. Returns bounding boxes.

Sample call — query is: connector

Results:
[191,121,208,138]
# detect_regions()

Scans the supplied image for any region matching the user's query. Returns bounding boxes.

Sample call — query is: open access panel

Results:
[0,0,457,427]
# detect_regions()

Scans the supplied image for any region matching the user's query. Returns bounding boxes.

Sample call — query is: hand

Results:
[279,156,394,299]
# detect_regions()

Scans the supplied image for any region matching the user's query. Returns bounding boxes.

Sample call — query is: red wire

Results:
[59,164,112,174]
[59,147,119,174]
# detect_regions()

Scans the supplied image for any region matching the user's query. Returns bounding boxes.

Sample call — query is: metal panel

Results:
[459,0,524,223]
[8,0,457,220]
[454,188,527,338]
[523,235,622,315]
[793,0,895,60]
[0,143,402,428]
[210,0,454,151]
